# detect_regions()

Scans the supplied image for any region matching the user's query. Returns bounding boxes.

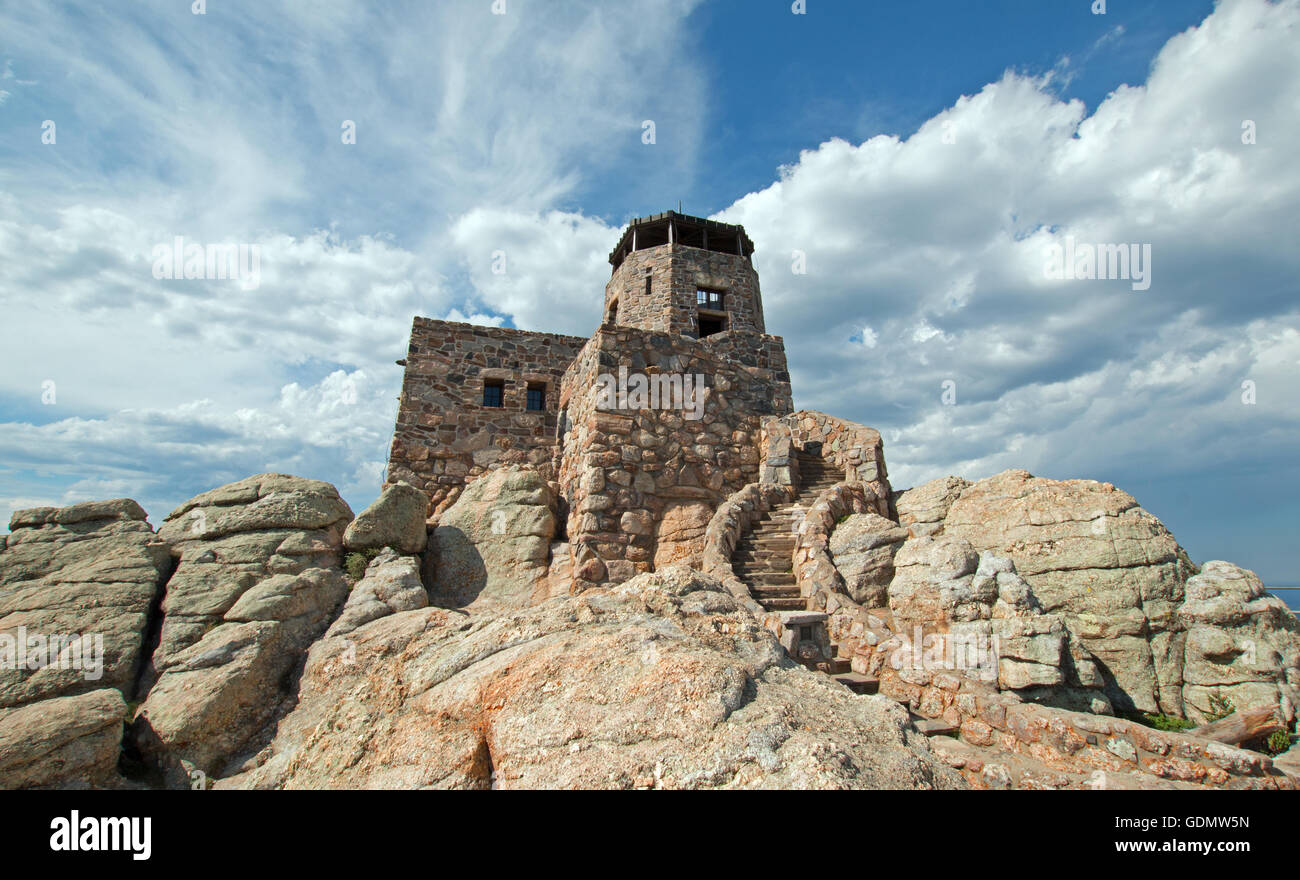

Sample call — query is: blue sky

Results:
[1,0,1297,586]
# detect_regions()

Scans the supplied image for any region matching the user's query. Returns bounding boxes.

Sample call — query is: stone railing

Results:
[791,481,886,614]
[700,481,789,613]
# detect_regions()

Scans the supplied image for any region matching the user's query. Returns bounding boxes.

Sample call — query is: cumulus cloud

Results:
[0,0,707,523]
[715,0,1300,498]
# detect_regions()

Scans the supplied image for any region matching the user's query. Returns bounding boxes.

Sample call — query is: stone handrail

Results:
[701,481,789,613]
[792,481,887,614]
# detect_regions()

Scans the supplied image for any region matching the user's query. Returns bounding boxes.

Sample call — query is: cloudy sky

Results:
[1,0,1297,586]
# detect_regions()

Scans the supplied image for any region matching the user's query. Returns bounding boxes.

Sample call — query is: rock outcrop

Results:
[223,567,965,790]
[0,689,127,789]
[921,470,1194,715]
[827,513,907,608]
[1,499,170,708]
[134,475,352,781]
[343,481,428,555]
[426,466,556,609]
[895,476,970,538]
[326,548,428,639]
[0,499,171,789]
[1178,561,1300,724]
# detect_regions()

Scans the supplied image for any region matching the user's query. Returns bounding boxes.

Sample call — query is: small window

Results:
[526,383,546,411]
[607,298,619,324]
[698,314,726,337]
[696,288,725,310]
[483,379,504,408]
[645,274,652,298]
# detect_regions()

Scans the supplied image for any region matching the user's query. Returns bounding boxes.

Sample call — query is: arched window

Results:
[607,298,619,325]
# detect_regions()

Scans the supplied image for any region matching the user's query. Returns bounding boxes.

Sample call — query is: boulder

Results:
[895,476,970,537]
[1,499,170,710]
[883,542,1108,711]
[222,567,965,790]
[326,549,428,639]
[828,513,907,607]
[0,689,126,789]
[1177,561,1300,725]
[135,475,352,780]
[940,469,1193,715]
[342,481,429,555]
[653,501,713,570]
[426,467,556,609]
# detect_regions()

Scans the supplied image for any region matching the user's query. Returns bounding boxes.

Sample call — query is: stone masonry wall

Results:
[603,244,765,337]
[556,326,792,586]
[769,411,892,505]
[387,318,587,513]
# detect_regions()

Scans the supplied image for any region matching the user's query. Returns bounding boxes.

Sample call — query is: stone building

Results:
[387,211,888,588]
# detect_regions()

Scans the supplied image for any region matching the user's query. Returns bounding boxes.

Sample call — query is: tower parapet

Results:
[603,212,765,338]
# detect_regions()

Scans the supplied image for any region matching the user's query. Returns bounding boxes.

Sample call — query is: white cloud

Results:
[713,0,1300,495]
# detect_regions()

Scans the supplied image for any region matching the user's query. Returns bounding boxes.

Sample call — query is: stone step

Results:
[824,656,852,674]
[733,548,789,561]
[760,597,807,611]
[832,672,879,695]
[733,564,790,577]
[910,717,959,737]
[743,537,796,548]
[733,562,790,573]
[733,557,792,569]
[732,570,794,584]
[737,535,795,547]
[750,585,800,598]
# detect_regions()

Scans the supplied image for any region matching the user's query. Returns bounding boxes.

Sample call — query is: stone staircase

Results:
[731,450,879,696]
[731,450,840,613]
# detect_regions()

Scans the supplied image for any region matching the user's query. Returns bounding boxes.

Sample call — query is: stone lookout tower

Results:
[602,212,765,337]
[387,210,889,591]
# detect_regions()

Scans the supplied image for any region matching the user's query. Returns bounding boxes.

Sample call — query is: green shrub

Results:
[344,548,382,582]
[1204,692,1235,723]
[1264,729,1292,756]
[1138,712,1196,732]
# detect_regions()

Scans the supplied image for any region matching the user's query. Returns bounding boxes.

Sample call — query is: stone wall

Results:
[769,411,891,503]
[603,244,765,337]
[555,326,792,586]
[891,673,1294,790]
[387,318,587,512]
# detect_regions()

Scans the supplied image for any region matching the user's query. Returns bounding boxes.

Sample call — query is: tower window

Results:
[696,288,725,309]
[607,298,619,324]
[698,314,727,337]
[482,379,505,408]
[526,383,546,411]
[696,287,727,337]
